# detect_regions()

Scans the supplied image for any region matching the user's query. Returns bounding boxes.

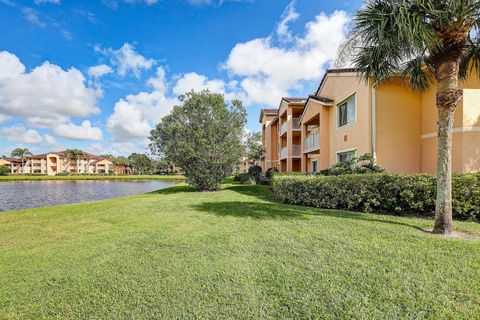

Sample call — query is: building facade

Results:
[0,151,129,176]
[260,68,480,174]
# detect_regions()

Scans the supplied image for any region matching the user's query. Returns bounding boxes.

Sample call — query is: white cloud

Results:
[223,9,350,106]
[0,125,50,144]
[124,0,158,4]
[173,72,226,96]
[88,64,113,78]
[54,121,103,141]
[276,1,299,42]
[22,7,46,27]
[107,69,178,141]
[34,0,60,4]
[97,43,156,78]
[0,51,100,128]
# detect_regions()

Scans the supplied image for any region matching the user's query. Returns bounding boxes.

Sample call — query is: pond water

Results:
[0,180,180,212]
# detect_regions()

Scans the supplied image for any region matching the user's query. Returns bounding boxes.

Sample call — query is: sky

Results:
[0,0,362,157]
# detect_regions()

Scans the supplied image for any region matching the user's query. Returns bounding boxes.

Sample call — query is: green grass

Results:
[0,184,479,319]
[0,174,186,182]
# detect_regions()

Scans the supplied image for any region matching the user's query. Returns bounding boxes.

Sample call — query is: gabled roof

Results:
[259,108,278,123]
[281,97,307,104]
[29,150,104,160]
[314,68,360,96]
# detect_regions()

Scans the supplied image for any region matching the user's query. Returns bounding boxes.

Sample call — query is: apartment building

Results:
[0,151,128,175]
[260,68,480,174]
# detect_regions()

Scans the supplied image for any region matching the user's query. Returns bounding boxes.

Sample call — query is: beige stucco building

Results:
[260,68,480,174]
[0,151,129,176]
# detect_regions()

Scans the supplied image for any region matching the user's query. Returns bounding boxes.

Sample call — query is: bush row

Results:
[272,173,480,221]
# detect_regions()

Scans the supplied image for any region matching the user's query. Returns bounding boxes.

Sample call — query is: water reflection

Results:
[0,180,179,211]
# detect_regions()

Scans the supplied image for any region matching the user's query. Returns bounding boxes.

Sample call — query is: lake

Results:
[0,180,180,212]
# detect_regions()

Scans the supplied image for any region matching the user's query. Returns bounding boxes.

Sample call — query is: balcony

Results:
[304,131,320,153]
[279,118,301,136]
[280,145,301,159]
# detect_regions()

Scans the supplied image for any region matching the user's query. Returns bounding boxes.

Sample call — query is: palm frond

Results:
[459,33,480,80]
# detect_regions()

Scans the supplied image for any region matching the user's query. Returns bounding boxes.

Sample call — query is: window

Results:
[338,94,356,127]
[312,160,318,173]
[337,150,355,163]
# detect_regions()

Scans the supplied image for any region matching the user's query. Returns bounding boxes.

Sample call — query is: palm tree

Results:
[346,0,480,234]
[67,149,85,174]
[10,148,32,174]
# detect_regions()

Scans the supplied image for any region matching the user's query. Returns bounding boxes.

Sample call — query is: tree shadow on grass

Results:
[224,185,276,203]
[148,184,197,195]
[194,199,429,233]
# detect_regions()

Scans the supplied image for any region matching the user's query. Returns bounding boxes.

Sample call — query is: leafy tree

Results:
[11,148,32,174]
[128,153,153,174]
[243,131,265,162]
[67,149,86,174]
[149,90,247,191]
[345,0,480,235]
[0,165,10,176]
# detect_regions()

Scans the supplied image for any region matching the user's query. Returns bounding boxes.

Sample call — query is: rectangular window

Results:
[338,95,356,127]
[337,150,356,163]
[312,160,318,173]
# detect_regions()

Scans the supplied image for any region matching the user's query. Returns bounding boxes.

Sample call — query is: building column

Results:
[286,108,293,172]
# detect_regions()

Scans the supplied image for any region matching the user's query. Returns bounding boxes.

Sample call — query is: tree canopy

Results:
[149,90,246,191]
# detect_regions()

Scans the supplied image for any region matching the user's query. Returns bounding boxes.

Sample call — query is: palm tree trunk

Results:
[433,60,462,235]
[21,158,24,174]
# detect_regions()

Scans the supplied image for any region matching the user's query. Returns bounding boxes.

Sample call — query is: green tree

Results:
[10,148,32,174]
[128,153,153,174]
[150,90,247,191]
[67,149,86,174]
[346,0,480,235]
[0,165,10,176]
[243,131,265,162]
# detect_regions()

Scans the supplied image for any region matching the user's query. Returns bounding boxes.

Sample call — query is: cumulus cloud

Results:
[173,72,226,96]
[88,64,113,78]
[54,121,103,141]
[0,51,100,128]
[0,125,52,144]
[107,68,178,141]
[223,8,350,105]
[97,43,156,78]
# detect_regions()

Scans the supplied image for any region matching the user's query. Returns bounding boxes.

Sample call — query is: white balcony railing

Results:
[292,118,300,130]
[280,147,288,159]
[292,145,301,157]
[304,131,320,152]
[280,122,288,135]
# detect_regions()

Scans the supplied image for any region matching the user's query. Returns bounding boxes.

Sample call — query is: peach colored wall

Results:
[319,73,371,164]
[420,75,480,173]
[376,79,422,173]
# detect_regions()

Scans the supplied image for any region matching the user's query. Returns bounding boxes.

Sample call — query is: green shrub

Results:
[265,167,278,179]
[318,153,384,176]
[0,165,10,176]
[272,173,480,221]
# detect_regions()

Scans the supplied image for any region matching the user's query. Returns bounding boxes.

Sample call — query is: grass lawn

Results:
[0,183,479,319]
[0,174,186,182]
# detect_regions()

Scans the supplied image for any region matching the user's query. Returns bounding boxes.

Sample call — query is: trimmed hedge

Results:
[272,173,480,221]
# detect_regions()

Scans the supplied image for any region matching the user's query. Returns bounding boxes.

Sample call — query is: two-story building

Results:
[0,150,130,176]
[260,68,480,174]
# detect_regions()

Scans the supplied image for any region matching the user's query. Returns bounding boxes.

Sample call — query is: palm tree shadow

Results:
[148,184,197,195]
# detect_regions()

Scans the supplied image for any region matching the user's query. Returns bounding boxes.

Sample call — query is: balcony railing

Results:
[304,131,320,152]
[279,117,301,136]
[280,145,301,159]
[292,145,301,157]
[292,118,300,130]
[280,122,288,135]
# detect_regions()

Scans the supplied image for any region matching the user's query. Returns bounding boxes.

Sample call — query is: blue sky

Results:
[0,0,362,156]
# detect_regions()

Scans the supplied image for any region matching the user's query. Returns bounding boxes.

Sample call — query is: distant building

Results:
[0,150,130,176]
